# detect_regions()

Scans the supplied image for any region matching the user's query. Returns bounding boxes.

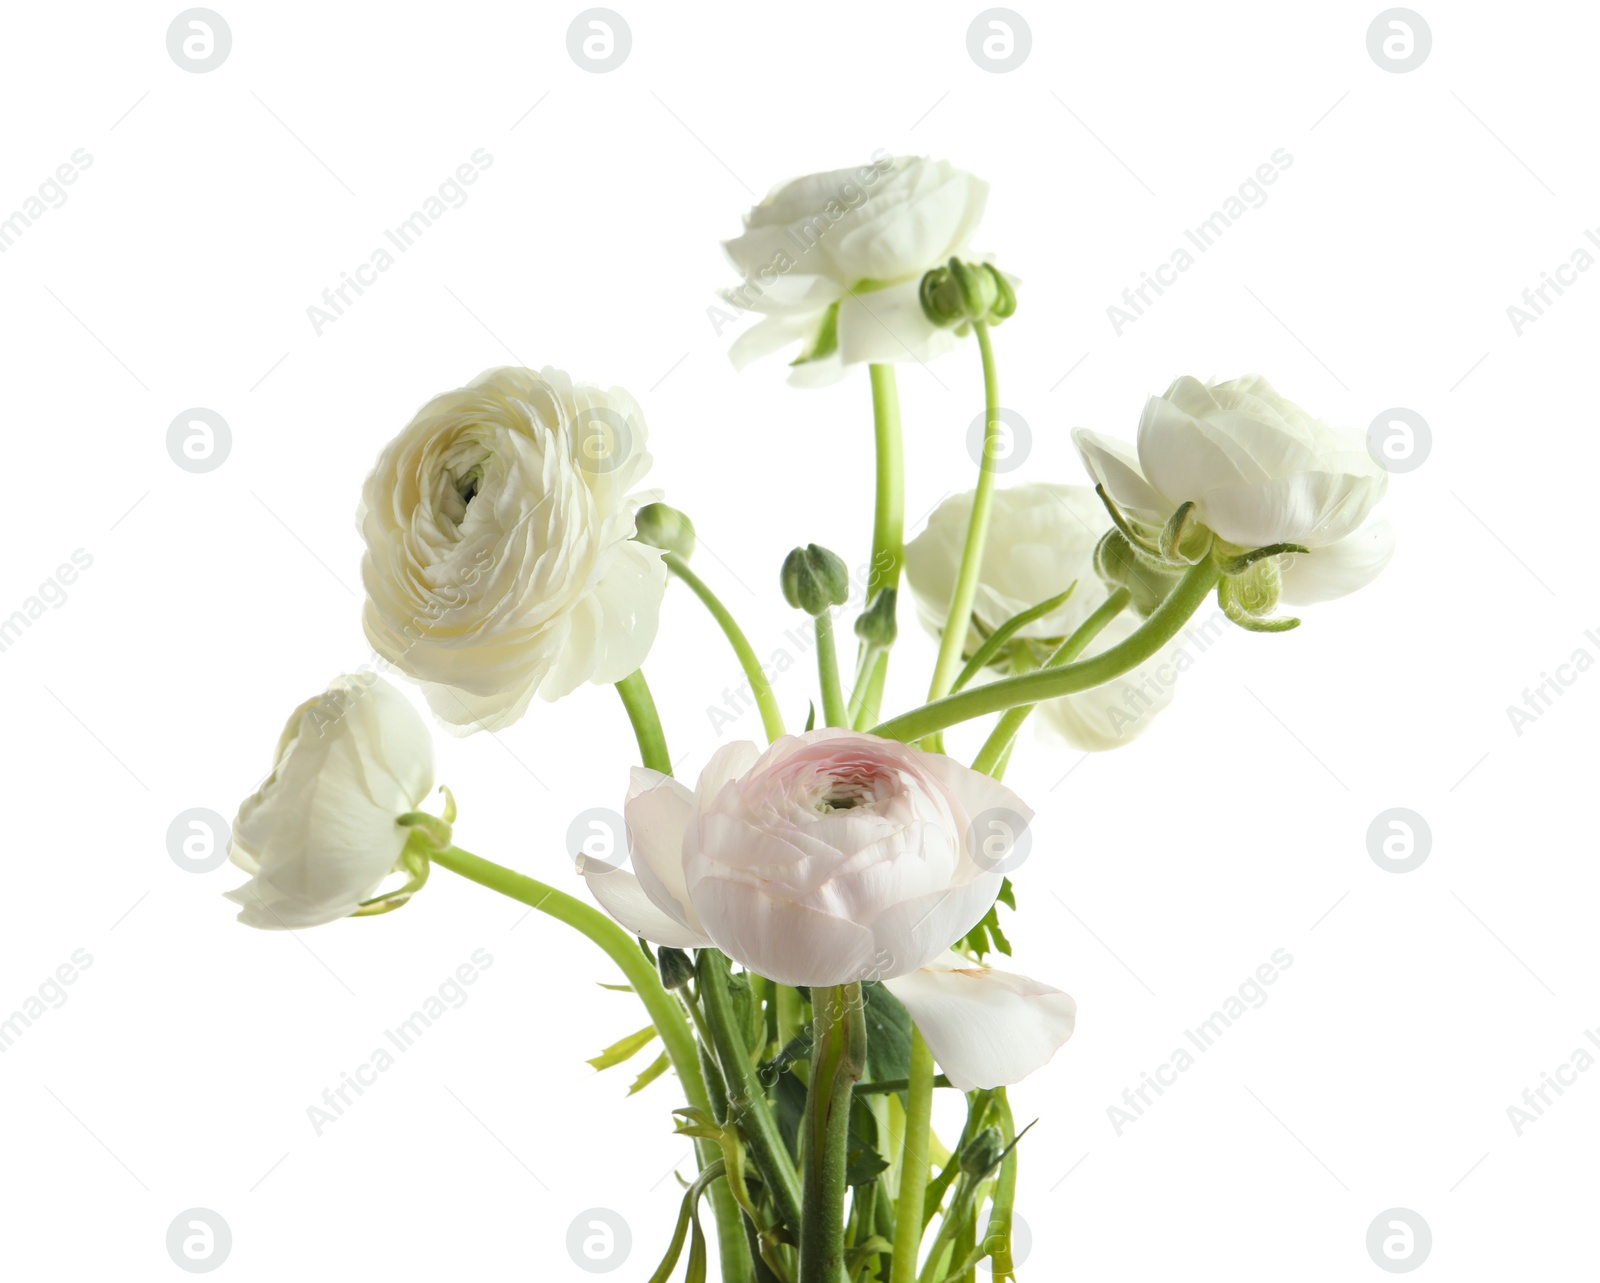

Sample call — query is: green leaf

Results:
[861,982,913,1085]
[586,1025,658,1071]
[596,982,633,993]
[628,1051,670,1096]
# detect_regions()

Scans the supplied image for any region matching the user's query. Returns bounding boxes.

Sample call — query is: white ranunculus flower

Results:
[904,484,1179,752]
[721,155,989,385]
[358,367,667,734]
[226,675,434,930]
[1074,374,1390,557]
[1279,516,1396,604]
[577,728,1075,1089]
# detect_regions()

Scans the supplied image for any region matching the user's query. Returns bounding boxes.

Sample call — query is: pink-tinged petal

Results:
[1279,517,1396,605]
[690,876,879,986]
[1071,428,1167,525]
[623,768,702,931]
[863,873,1003,979]
[916,753,1034,837]
[577,861,712,949]
[884,955,1077,1091]
[694,741,764,805]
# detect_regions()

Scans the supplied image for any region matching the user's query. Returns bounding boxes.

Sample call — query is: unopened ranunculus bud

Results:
[960,1126,1005,1177]
[855,587,899,646]
[781,544,850,616]
[635,502,696,561]
[920,258,1015,331]
[657,945,695,990]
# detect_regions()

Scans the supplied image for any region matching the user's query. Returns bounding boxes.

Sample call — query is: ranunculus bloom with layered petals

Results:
[226,675,434,930]
[722,156,989,385]
[905,484,1180,751]
[358,366,667,734]
[578,729,1076,1089]
[1074,374,1394,599]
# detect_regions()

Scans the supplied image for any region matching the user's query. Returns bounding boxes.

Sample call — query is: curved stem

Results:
[926,322,1001,711]
[614,669,671,775]
[665,551,786,744]
[873,559,1221,745]
[970,588,1131,776]
[815,612,848,728]
[890,1028,937,1283]
[428,845,753,1283]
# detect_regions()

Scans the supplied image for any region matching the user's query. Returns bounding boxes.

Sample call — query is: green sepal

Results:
[789,300,840,366]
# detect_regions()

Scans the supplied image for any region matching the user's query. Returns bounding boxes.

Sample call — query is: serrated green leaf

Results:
[586,1024,657,1071]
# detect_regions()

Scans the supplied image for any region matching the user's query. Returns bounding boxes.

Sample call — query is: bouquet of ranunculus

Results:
[223,155,1393,1281]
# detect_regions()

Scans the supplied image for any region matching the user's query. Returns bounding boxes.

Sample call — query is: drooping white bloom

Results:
[226,675,434,930]
[721,156,989,385]
[358,366,667,734]
[577,729,1076,1089]
[904,484,1178,751]
[1074,375,1392,586]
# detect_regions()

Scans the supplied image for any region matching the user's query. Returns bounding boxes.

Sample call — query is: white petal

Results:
[577,861,713,949]
[884,954,1077,1091]
[835,279,956,368]
[690,876,880,986]
[622,769,703,931]
[1279,517,1396,605]
[1071,428,1167,525]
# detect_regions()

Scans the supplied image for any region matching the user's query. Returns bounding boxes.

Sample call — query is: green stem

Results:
[970,588,1131,775]
[614,670,672,775]
[697,949,805,1237]
[665,551,786,744]
[815,612,848,728]
[429,845,753,1283]
[987,1093,1019,1283]
[873,559,1221,745]
[890,1028,936,1283]
[800,984,866,1283]
[926,322,1002,710]
[857,362,904,733]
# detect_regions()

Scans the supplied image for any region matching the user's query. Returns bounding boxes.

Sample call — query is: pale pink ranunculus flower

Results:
[578,728,1077,1090]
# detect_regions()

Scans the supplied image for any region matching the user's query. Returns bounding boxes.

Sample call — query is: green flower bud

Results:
[1093,529,1184,616]
[960,1126,1005,1177]
[919,258,1016,331]
[854,587,899,647]
[657,946,696,991]
[634,502,696,561]
[781,544,850,616]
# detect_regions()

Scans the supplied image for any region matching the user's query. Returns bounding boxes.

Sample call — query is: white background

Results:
[2,1,1595,1278]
